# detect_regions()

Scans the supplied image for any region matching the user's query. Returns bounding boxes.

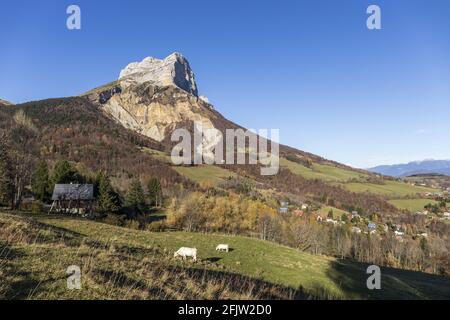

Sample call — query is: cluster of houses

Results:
[415,209,450,221]
[279,201,309,215]
[319,211,360,225]
[279,201,423,241]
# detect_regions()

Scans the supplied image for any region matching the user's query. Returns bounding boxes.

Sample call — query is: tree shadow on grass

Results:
[164,265,332,300]
[92,269,177,299]
[325,259,450,300]
[0,242,27,261]
[0,243,67,300]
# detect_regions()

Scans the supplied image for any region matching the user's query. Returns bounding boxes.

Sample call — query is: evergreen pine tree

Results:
[327,209,334,219]
[52,160,78,185]
[96,172,119,214]
[125,178,146,215]
[0,137,13,206]
[31,161,50,202]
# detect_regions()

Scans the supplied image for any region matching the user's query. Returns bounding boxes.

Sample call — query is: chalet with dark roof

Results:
[50,184,94,215]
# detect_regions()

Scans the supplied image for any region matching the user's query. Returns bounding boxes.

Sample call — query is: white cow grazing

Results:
[174,247,197,262]
[216,244,229,252]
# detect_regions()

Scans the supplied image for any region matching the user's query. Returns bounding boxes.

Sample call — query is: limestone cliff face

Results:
[119,52,198,97]
[87,53,226,157]
[98,83,216,143]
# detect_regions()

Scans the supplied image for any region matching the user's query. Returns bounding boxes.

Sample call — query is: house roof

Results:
[52,184,94,201]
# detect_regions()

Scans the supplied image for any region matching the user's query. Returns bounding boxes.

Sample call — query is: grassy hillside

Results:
[1,211,449,300]
[388,199,439,212]
[344,181,438,197]
[173,166,236,186]
[318,206,350,219]
[280,158,367,182]
[280,158,439,199]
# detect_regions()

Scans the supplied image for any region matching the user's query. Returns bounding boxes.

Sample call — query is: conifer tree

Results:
[31,161,50,202]
[51,160,78,185]
[96,172,119,214]
[125,178,146,214]
[0,136,13,207]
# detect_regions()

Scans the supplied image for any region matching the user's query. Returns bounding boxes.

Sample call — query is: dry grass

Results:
[0,213,310,300]
[2,212,449,300]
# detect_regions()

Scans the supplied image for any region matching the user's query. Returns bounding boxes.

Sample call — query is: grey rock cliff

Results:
[119,52,198,96]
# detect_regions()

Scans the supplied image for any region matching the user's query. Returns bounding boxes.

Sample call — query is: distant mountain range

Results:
[369,160,450,177]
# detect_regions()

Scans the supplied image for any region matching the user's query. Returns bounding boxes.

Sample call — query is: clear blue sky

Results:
[1,0,449,168]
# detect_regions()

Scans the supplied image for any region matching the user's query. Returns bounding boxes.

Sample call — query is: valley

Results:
[1,211,448,300]
[1,53,449,300]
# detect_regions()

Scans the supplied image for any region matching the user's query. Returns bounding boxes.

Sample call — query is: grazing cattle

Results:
[174,247,197,262]
[216,244,229,252]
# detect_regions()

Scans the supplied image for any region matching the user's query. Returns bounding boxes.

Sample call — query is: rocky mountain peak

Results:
[119,52,198,96]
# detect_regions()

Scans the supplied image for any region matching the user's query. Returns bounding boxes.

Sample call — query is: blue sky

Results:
[1,0,449,168]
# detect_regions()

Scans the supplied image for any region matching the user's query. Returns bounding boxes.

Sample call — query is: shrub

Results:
[146,220,167,232]
[100,214,125,227]
[123,219,140,230]
[20,201,45,214]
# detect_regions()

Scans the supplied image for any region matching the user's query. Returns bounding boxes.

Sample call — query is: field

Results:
[318,206,350,219]
[173,165,235,185]
[1,211,449,300]
[279,158,440,199]
[141,147,172,163]
[280,158,366,182]
[343,181,438,197]
[388,199,439,212]
[141,147,236,186]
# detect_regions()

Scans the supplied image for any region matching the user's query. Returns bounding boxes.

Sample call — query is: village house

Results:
[350,211,360,220]
[49,184,95,215]
[351,226,362,234]
[280,201,289,207]
[418,232,428,238]
[279,201,289,214]
[279,207,288,214]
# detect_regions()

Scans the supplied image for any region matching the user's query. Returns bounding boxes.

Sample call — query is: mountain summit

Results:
[84,53,221,146]
[119,52,198,96]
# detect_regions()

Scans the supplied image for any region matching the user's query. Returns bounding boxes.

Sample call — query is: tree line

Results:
[165,191,449,276]
[0,149,163,217]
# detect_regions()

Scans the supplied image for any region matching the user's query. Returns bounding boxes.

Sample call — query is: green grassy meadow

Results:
[279,158,439,199]
[388,199,439,212]
[1,211,449,300]
[344,181,438,197]
[318,206,350,219]
[173,165,235,185]
[279,158,366,182]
